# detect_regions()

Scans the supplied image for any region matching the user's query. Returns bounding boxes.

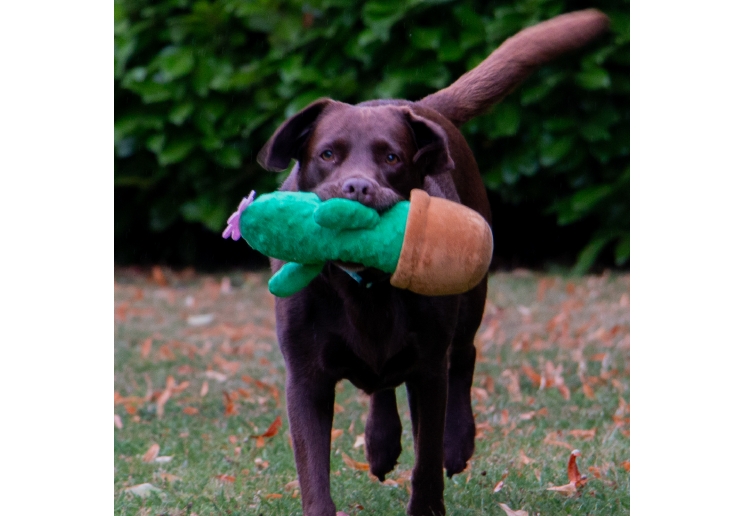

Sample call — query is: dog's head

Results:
[257,99,455,211]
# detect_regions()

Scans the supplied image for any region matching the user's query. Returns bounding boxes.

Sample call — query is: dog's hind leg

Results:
[364,388,403,481]
[444,279,487,477]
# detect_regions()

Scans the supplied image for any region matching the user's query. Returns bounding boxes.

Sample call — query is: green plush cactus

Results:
[224,191,410,297]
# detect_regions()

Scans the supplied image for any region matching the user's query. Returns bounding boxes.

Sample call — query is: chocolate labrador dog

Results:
[255,10,608,516]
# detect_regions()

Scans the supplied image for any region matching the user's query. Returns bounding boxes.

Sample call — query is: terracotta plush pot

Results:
[390,189,493,295]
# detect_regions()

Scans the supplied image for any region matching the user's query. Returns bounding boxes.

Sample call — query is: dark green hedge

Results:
[115,0,629,273]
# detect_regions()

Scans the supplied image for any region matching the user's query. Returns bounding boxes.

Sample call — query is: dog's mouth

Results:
[313,185,405,213]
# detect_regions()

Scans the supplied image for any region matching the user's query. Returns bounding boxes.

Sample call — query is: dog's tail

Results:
[417,9,610,127]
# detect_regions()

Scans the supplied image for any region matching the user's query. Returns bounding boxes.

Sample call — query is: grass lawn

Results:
[114,268,630,515]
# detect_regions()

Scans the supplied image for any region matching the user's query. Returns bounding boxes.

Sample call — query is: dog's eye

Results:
[385,153,400,164]
[320,149,334,161]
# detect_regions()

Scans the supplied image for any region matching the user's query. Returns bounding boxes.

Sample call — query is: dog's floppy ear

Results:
[400,108,459,201]
[402,109,455,176]
[257,98,334,172]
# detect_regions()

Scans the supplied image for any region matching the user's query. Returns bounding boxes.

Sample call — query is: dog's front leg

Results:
[285,369,337,516]
[405,362,448,516]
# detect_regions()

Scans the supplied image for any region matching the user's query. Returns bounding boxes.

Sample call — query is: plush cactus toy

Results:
[223,189,493,297]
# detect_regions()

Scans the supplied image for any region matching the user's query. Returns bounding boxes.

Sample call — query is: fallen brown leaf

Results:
[177,364,194,375]
[521,363,542,387]
[256,416,282,438]
[543,431,573,450]
[242,375,282,406]
[475,421,493,439]
[215,474,235,483]
[519,449,535,465]
[542,361,570,400]
[547,449,587,496]
[251,416,282,447]
[519,407,548,421]
[284,479,300,491]
[567,450,587,487]
[114,414,123,429]
[568,428,596,440]
[613,396,630,427]
[172,380,189,394]
[330,429,344,443]
[141,443,160,463]
[140,337,152,359]
[498,502,529,516]
[484,375,495,393]
[223,391,238,417]
[124,483,162,498]
[588,464,610,478]
[492,471,508,493]
[258,382,282,406]
[501,369,522,402]
[264,493,283,499]
[547,480,577,496]
[159,472,181,483]
[236,388,252,399]
[156,376,176,418]
[200,380,209,397]
[398,469,413,481]
[341,452,369,471]
[213,354,240,375]
[471,387,489,403]
[182,407,198,415]
[204,369,227,382]
[500,409,509,426]
[144,373,153,400]
[581,380,596,400]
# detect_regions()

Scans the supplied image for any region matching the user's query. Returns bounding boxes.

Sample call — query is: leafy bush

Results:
[115,0,629,272]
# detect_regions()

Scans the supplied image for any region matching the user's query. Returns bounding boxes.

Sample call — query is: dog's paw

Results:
[444,455,469,478]
[366,433,401,481]
[444,418,475,477]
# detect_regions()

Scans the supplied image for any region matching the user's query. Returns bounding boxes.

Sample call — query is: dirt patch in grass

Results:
[115,267,629,515]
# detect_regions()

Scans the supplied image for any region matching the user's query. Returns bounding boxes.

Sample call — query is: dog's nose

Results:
[341,178,375,204]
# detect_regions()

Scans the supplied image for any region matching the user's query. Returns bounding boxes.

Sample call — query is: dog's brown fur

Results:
[255,10,608,516]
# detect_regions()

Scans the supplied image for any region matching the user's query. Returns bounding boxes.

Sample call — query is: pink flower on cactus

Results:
[222,190,256,241]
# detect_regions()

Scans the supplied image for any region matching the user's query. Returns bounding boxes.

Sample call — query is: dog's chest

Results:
[340,289,409,368]
[324,327,418,394]
[315,280,419,388]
